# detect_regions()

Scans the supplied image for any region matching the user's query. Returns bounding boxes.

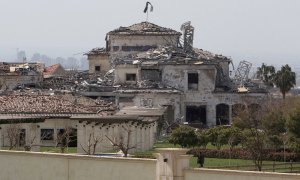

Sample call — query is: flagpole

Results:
[147,10,149,22]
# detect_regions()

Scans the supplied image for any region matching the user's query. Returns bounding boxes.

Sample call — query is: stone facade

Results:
[114,61,266,127]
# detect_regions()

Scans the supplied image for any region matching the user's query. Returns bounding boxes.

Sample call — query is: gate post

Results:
[156,148,191,180]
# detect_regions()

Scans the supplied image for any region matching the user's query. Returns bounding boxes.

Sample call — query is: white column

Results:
[136,125,142,151]
[156,149,191,180]
[141,125,146,151]
[149,123,155,148]
[145,125,150,150]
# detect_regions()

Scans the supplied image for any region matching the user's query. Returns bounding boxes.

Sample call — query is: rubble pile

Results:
[80,69,115,89]
[42,71,90,91]
[114,45,230,65]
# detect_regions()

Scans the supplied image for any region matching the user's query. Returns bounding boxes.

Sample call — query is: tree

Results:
[207,126,228,150]
[224,127,243,150]
[196,129,210,149]
[262,109,287,150]
[80,132,102,155]
[105,125,136,157]
[233,100,269,171]
[241,129,267,171]
[274,64,296,99]
[55,127,75,153]
[256,63,276,87]
[287,106,300,152]
[5,124,22,150]
[169,125,197,148]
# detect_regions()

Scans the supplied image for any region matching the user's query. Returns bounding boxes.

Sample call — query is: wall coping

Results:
[185,168,300,178]
[0,150,157,164]
[156,148,189,152]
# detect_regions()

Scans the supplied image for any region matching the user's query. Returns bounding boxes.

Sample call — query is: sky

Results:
[0,0,299,68]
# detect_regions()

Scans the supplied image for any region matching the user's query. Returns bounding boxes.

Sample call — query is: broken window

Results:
[121,45,157,52]
[141,69,162,82]
[186,105,206,125]
[41,129,54,140]
[232,104,245,118]
[126,73,136,81]
[95,66,101,72]
[188,73,198,90]
[113,46,119,51]
[140,98,153,107]
[216,104,230,125]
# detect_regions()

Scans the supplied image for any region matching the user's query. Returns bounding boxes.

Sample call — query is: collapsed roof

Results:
[107,22,182,36]
[114,45,231,65]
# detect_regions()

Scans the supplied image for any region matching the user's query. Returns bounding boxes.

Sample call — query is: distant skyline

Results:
[0,0,299,68]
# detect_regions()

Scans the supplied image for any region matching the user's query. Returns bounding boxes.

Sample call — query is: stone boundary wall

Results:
[0,150,156,180]
[184,168,300,180]
[0,149,300,180]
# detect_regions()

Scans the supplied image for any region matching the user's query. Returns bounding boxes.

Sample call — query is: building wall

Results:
[133,93,182,121]
[114,64,139,84]
[77,121,157,154]
[0,118,156,153]
[0,150,156,180]
[87,54,110,74]
[0,73,43,90]
[132,92,266,127]
[0,119,77,150]
[184,169,300,180]
[108,35,179,58]
[162,64,217,92]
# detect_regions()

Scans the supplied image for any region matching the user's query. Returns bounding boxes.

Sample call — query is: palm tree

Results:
[274,64,296,99]
[256,63,276,87]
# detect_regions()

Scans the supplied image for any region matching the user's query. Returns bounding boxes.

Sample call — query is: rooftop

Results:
[107,22,182,36]
[0,95,116,115]
[43,64,64,76]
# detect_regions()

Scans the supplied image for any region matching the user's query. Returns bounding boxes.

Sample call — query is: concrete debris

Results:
[237,86,249,93]
[114,45,230,65]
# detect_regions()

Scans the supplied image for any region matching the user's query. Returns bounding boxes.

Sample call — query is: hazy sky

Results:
[0,0,299,67]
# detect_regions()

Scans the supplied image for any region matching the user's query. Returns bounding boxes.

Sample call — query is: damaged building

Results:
[0,62,44,91]
[86,21,268,127]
